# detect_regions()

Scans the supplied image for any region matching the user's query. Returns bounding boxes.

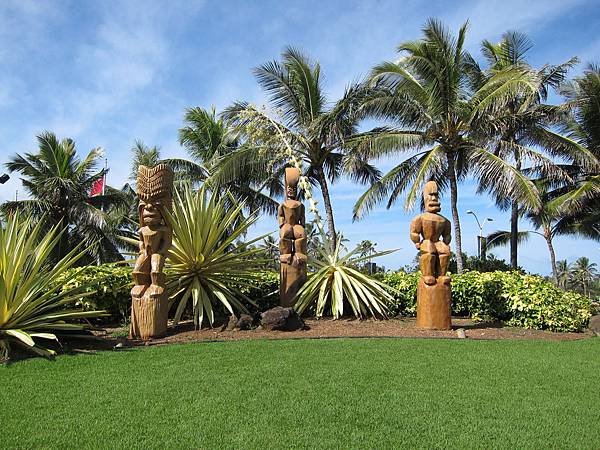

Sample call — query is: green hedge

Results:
[378,271,592,332]
[56,265,280,323]
[56,264,132,323]
[57,264,592,332]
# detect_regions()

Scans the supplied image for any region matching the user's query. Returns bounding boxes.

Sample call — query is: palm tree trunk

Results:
[544,226,558,285]
[316,167,337,248]
[510,155,521,269]
[510,200,519,269]
[447,153,463,273]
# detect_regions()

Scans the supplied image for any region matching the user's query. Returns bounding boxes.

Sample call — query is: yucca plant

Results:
[0,213,104,360]
[294,238,396,319]
[166,186,267,328]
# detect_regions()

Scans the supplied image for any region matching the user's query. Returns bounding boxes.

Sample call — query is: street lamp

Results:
[466,210,493,259]
[0,174,9,184]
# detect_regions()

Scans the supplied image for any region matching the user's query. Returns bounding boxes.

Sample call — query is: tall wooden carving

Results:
[130,164,173,340]
[278,167,308,307]
[410,181,452,330]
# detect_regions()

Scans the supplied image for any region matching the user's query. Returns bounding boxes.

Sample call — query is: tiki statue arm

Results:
[277,204,285,228]
[442,219,452,245]
[410,216,423,249]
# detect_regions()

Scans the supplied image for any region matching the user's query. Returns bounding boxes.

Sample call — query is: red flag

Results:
[90,176,104,196]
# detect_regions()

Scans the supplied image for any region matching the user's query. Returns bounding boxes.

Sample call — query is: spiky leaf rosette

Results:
[0,214,104,360]
[166,186,267,328]
[294,239,396,319]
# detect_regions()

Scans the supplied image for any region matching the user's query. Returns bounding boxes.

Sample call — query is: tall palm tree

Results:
[2,131,127,263]
[170,106,278,214]
[472,31,586,269]
[571,256,598,297]
[352,19,541,272]
[550,65,600,227]
[221,47,381,246]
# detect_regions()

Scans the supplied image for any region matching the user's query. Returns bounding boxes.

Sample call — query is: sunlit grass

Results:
[2,337,599,449]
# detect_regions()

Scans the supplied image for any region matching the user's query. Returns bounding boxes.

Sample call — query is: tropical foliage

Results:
[220,46,381,246]
[56,264,132,324]
[379,270,591,331]
[0,214,104,360]
[351,20,544,273]
[294,238,395,319]
[2,132,128,264]
[166,186,267,328]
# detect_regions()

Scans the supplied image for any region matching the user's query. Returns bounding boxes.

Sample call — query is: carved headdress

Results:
[284,167,300,200]
[137,165,174,225]
[137,164,174,204]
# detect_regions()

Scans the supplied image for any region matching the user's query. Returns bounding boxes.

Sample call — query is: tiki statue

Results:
[278,167,308,306]
[130,164,173,340]
[409,181,452,329]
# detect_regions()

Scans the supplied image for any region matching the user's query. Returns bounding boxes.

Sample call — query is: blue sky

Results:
[1,0,599,273]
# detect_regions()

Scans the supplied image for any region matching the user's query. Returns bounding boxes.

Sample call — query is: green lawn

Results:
[2,337,599,449]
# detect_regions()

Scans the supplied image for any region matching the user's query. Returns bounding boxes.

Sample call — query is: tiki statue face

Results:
[140,200,165,226]
[137,164,174,227]
[424,181,441,213]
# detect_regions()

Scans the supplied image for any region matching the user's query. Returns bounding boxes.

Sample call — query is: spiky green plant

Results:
[294,238,396,319]
[0,214,104,360]
[166,186,267,328]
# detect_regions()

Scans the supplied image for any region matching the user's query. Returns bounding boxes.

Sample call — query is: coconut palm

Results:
[549,65,600,226]
[351,19,542,273]
[2,131,127,264]
[168,106,278,214]
[556,259,572,290]
[221,47,381,246]
[129,140,161,183]
[571,256,598,298]
[472,31,589,269]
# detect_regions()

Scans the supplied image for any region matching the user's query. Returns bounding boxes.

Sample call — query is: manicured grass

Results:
[2,337,599,449]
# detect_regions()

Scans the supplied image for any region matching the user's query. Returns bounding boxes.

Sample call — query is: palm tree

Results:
[221,47,381,246]
[352,19,541,273]
[169,106,278,215]
[550,65,600,228]
[2,131,127,264]
[571,256,598,297]
[129,140,161,183]
[556,259,572,290]
[472,31,586,269]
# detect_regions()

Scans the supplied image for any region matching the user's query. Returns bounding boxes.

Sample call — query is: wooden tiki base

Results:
[130,294,169,340]
[280,263,307,307]
[416,278,452,330]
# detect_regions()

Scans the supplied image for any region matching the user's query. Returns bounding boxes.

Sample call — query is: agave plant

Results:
[166,186,267,328]
[294,238,396,319]
[0,213,104,360]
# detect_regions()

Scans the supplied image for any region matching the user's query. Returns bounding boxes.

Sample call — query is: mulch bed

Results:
[75,317,595,353]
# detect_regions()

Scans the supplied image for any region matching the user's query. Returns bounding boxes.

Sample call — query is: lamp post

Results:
[466,210,493,259]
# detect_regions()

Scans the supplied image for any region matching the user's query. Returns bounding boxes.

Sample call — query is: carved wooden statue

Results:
[278,167,308,307]
[130,164,174,340]
[410,181,452,330]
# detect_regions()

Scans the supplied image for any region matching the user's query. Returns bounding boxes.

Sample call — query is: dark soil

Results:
[76,317,595,352]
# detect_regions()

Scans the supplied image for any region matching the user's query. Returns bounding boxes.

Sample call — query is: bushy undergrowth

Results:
[378,271,592,332]
[57,264,132,323]
[62,264,592,332]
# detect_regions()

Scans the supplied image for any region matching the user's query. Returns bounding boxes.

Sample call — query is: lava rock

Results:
[589,315,600,336]
[236,314,254,330]
[261,306,306,331]
[225,315,238,331]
